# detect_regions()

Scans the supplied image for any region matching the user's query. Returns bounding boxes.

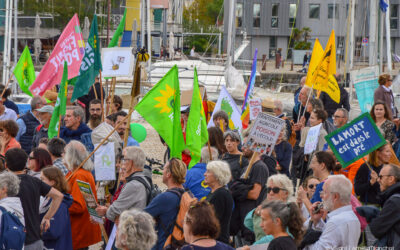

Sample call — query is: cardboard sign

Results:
[350,66,379,113]
[77,180,103,224]
[304,124,322,154]
[325,113,386,167]
[246,112,285,155]
[249,98,262,120]
[101,47,135,77]
[94,142,116,181]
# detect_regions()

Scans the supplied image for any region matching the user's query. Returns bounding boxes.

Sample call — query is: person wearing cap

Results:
[0,85,17,122]
[16,96,46,154]
[32,104,54,149]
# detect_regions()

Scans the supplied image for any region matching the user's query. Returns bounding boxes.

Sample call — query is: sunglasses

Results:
[28,156,35,160]
[267,187,286,194]
[308,184,316,189]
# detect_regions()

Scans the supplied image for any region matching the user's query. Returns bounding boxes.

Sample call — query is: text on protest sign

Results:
[77,180,103,224]
[249,98,262,121]
[304,123,322,154]
[325,113,386,167]
[94,142,116,181]
[246,112,285,154]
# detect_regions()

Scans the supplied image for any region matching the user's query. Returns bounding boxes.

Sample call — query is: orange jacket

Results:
[341,157,367,195]
[1,137,20,155]
[67,169,101,249]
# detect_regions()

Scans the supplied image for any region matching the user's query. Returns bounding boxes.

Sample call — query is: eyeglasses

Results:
[333,115,344,119]
[378,174,392,180]
[267,187,286,194]
[308,184,316,189]
[120,156,130,163]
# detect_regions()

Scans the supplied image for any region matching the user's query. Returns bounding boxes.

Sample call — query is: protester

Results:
[204,160,234,244]
[145,158,187,249]
[369,164,400,249]
[77,78,105,122]
[293,87,312,141]
[302,175,361,249]
[207,126,227,157]
[370,101,396,144]
[106,95,123,114]
[374,74,397,118]
[87,99,103,129]
[190,46,196,57]
[0,85,19,115]
[182,200,234,250]
[212,110,229,132]
[222,130,248,181]
[0,119,20,155]
[273,128,292,177]
[320,81,350,120]
[40,166,73,250]
[299,109,328,152]
[333,108,349,129]
[38,137,49,150]
[32,105,54,148]
[294,76,306,107]
[114,111,139,147]
[0,171,25,228]
[273,100,291,141]
[5,148,63,249]
[27,147,52,178]
[60,106,92,144]
[96,146,150,222]
[47,138,69,175]
[260,200,304,249]
[116,209,157,250]
[297,176,320,219]
[64,141,101,249]
[16,96,46,153]
[184,146,217,200]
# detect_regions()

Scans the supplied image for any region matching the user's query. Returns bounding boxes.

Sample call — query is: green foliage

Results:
[221,98,233,118]
[294,41,312,50]
[292,27,312,50]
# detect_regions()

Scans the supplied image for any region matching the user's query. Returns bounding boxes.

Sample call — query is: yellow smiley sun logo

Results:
[154,84,175,114]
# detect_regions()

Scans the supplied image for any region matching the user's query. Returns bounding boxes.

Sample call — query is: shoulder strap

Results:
[129,176,152,203]
[239,154,243,168]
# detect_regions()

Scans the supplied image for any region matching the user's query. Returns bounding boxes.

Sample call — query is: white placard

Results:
[94,142,116,181]
[106,225,117,250]
[101,47,135,77]
[304,124,323,154]
[246,112,285,155]
[249,98,262,120]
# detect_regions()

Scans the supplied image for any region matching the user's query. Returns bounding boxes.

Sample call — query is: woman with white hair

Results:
[0,171,25,227]
[243,174,294,246]
[204,160,234,244]
[116,209,157,250]
[64,140,101,250]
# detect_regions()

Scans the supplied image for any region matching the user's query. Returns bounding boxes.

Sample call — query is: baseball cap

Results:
[36,105,54,114]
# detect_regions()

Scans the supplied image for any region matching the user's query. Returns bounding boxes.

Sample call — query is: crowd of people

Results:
[0,73,399,250]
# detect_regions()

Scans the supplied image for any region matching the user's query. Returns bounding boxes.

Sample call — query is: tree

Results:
[293,27,312,50]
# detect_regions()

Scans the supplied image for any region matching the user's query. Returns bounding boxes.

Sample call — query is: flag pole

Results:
[207,141,213,161]
[57,114,62,138]
[0,73,13,98]
[99,70,104,122]
[243,151,259,179]
[93,82,98,99]
[108,77,116,115]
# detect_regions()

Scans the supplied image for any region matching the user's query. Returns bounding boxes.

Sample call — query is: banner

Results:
[94,142,116,181]
[13,46,35,97]
[77,180,103,223]
[325,113,386,167]
[350,66,379,113]
[245,112,285,155]
[30,14,85,96]
[304,123,322,154]
[208,86,242,131]
[249,98,262,120]
[241,49,258,129]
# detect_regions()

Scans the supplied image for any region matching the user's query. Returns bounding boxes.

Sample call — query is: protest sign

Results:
[325,112,386,167]
[249,98,262,120]
[101,47,135,77]
[304,123,322,154]
[350,66,379,113]
[245,112,285,155]
[94,142,116,181]
[77,180,103,223]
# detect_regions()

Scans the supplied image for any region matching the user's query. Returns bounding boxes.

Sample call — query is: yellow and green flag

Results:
[186,68,208,168]
[48,61,68,139]
[135,65,185,159]
[108,9,127,48]
[13,46,35,97]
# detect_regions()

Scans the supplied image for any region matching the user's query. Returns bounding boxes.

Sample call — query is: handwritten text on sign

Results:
[325,113,386,167]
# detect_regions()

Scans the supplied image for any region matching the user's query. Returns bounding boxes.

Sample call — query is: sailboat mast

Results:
[369,0,378,66]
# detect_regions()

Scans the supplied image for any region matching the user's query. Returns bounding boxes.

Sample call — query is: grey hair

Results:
[0,171,20,196]
[274,100,283,111]
[116,209,157,250]
[302,86,312,96]
[223,130,241,142]
[384,164,400,182]
[206,160,232,186]
[267,174,294,202]
[67,106,86,123]
[326,175,352,204]
[309,98,324,110]
[336,108,349,120]
[201,146,219,163]
[30,96,44,110]
[300,76,307,85]
[64,140,94,171]
[124,146,146,170]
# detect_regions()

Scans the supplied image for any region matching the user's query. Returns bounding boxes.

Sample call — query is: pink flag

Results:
[30,14,85,96]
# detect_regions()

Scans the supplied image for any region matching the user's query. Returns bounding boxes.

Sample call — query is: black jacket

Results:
[354,163,382,204]
[320,86,350,118]
[370,182,400,248]
[222,153,249,181]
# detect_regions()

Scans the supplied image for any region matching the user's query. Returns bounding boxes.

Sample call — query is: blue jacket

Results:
[60,123,92,144]
[41,193,73,250]
[183,163,211,200]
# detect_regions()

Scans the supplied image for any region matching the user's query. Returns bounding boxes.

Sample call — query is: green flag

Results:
[186,68,209,168]
[71,15,102,102]
[135,65,185,159]
[108,9,127,47]
[48,61,68,139]
[13,46,35,97]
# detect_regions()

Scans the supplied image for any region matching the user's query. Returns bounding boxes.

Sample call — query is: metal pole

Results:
[369,0,378,66]
[107,0,111,46]
[349,0,356,70]
[380,7,384,73]
[146,0,151,79]
[13,0,17,94]
[141,0,145,48]
[226,0,234,67]
[162,8,167,47]
[2,0,10,85]
[218,32,221,55]
[386,0,392,71]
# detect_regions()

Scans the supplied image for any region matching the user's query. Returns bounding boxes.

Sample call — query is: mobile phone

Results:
[313,202,324,214]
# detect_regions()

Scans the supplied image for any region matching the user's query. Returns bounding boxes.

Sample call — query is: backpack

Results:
[282,117,296,147]
[129,175,162,205]
[163,188,197,250]
[0,206,25,250]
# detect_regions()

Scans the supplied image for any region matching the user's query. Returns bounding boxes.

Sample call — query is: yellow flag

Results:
[305,38,324,88]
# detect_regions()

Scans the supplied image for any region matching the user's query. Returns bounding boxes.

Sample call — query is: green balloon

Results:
[130,123,147,143]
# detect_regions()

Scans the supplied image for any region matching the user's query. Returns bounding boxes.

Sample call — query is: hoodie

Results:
[0,197,25,227]
[222,153,249,181]
[40,193,73,250]
[60,123,92,144]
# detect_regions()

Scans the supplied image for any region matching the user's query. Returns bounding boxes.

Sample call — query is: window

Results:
[328,4,339,19]
[269,37,277,58]
[236,3,243,28]
[253,3,261,27]
[271,3,279,28]
[309,4,320,19]
[391,4,398,29]
[289,4,297,27]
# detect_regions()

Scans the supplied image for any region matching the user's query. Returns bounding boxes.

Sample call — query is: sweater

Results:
[60,123,92,144]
